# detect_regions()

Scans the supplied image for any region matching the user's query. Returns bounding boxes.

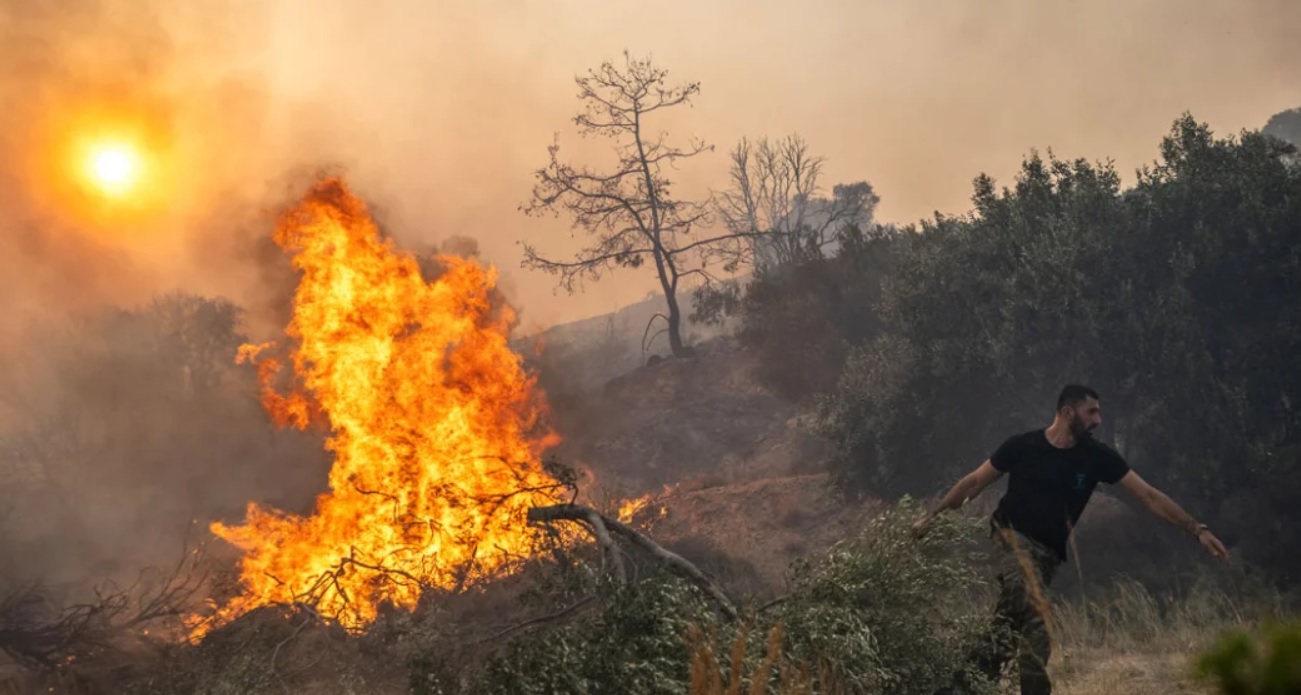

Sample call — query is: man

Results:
[913,384,1229,695]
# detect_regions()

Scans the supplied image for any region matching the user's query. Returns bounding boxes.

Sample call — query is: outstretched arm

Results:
[1116,470,1230,562]
[912,460,1002,538]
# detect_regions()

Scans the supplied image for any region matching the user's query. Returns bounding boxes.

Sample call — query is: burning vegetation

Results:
[194,178,568,635]
[0,32,1298,691]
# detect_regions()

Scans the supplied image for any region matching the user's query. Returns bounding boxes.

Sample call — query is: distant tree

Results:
[689,135,879,330]
[522,52,756,358]
[710,134,879,272]
[719,222,900,402]
[1263,106,1301,148]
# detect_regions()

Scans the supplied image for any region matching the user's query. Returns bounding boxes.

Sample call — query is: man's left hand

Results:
[1197,528,1230,563]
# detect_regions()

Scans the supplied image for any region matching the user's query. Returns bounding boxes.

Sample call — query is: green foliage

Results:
[454,500,996,695]
[470,575,713,695]
[814,114,1301,580]
[817,150,1133,495]
[767,498,997,694]
[1196,621,1301,694]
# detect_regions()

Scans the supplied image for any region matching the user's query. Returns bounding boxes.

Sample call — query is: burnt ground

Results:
[547,337,825,494]
[542,337,886,597]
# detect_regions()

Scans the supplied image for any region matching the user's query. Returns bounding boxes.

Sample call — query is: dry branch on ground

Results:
[528,502,738,620]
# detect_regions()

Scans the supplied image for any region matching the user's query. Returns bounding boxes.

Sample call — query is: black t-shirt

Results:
[989,429,1131,562]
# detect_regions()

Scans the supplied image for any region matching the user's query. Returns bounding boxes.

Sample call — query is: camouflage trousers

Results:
[941,524,1061,695]
[971,524,1061,695]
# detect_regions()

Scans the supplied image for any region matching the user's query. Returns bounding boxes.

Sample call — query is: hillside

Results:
[545,338,1155,593]
[552,337,815,491]
[539,337,853,588]
[0,334,1262,694]
[536,340,1246,695]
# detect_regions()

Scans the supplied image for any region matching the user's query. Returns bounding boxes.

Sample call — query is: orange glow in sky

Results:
[27,101,175,230]
[84,140,142,197]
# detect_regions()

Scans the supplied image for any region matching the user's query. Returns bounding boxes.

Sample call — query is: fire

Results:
[617,494,653,523]
[197,177,564,635]
[616,484,674,524]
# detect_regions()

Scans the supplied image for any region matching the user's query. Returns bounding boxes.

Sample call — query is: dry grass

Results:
[687,622,831,695]
[1053,649,1211,695]
[1049,574,1288,695]
[686,593,1233,695]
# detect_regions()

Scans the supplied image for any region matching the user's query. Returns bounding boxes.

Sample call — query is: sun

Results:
[84,141,142,196]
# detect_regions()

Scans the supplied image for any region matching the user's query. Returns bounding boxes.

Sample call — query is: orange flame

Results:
[616,484,674,524]
[197,177,564,635]
[617,494,653,524]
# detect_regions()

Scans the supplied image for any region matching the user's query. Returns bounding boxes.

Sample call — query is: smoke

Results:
[247,0,1300,328]
[0,0,335,595]
[0,0,1297,603]
[4,0,1297,332]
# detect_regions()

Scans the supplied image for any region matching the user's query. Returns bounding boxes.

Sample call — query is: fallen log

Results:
[527,504,737,621]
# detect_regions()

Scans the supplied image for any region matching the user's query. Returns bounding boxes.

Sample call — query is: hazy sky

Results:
[4,0,1299,332]
[260,0,1301,329]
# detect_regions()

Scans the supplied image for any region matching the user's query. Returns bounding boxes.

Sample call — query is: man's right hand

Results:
[911,513,935,540]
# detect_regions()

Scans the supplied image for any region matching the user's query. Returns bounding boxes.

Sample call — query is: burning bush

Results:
[195,177,571,636]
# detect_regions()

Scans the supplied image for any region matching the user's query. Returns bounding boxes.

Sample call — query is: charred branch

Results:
[584,507,628,584]
[0,532,211,670]
[527,504,737,621]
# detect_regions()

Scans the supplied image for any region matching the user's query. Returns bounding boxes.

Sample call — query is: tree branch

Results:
[527,504,737,621]
[0,528,212,669]
[523,245,656,272]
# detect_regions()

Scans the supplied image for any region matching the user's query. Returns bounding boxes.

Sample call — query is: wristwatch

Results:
[1192,523,1210,538]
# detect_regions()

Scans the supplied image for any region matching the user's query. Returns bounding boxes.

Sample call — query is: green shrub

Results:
[768,498,997,694]
[469,575,713,695]
[692,224,899,403]
[1196,621,1301,694]
[457,499,998,695]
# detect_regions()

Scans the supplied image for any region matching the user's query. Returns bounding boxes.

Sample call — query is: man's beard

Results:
[1071,419,1095,438]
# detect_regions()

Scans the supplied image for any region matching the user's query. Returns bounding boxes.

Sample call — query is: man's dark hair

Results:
[1057,384,1099,410]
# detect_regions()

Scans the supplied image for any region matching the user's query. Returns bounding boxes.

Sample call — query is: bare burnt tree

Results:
[710,134,879,272]
[0,532,211,670]
[521,51,722,358]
